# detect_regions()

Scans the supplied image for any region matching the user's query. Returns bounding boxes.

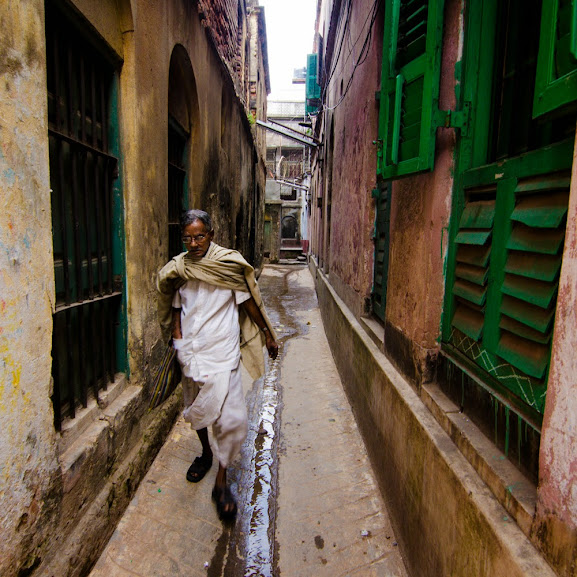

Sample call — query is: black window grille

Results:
[280,189,298,201]
[46,3,123,430]
[168,118,187,258]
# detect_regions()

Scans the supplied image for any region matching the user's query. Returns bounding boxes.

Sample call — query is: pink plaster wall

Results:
[533,123,577,574]
[323,0,384,314]
[385,0,461,348]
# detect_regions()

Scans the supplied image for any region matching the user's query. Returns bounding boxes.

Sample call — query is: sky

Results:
[258,0,317,101]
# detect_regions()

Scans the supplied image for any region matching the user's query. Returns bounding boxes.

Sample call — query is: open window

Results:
[533,0,577,118]
[377,0,445,180]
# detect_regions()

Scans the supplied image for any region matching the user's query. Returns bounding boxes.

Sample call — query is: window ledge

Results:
[421,382,537,538]
[58,373,128,455]
[360,315,385,353]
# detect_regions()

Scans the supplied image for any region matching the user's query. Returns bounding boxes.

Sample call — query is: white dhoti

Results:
[182,365,248,469]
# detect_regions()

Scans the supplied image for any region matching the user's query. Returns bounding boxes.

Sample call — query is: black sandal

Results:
[211,485,237,521]
[186,455,212,483]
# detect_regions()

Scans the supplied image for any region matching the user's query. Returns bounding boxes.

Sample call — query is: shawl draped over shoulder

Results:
[156,242,276,381]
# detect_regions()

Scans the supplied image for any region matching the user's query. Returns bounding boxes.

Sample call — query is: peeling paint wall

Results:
[0,1,61,574]
[0,0,268,574]
[310,0,456,354]
[311,0,384,319]
[384,0,459,374]
[533,126,577,576]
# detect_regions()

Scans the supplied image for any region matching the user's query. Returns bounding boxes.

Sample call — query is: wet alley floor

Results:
[89,265,407,577]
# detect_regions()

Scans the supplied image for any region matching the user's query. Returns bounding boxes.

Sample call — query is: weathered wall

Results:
[249,7,269,156]
[198,0,247,104]
[310,0,458,383]
[0,2,60,574]
[533,125,577,576]
[122,0,265,382]
[308,0,577,575]
[384,0,459,385]
[310,259,557,577]
[316,0,383,317]
[0,0,268,574]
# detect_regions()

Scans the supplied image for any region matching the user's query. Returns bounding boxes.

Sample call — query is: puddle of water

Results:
[243,359,280,577]
[210,265,313,577]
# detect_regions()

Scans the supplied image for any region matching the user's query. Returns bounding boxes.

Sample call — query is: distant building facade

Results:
[263,100,310,262]
[0,1,269,575]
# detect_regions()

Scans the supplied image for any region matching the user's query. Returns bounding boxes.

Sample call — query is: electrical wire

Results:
[320,0,353,102]
[318,0,382,114]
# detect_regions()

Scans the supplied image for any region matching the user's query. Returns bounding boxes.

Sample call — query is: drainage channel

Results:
[207,265,307,577]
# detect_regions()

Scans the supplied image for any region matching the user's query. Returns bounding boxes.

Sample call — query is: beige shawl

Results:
[157,242,276,381]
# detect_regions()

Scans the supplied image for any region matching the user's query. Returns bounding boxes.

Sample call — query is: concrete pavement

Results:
[89,265,407,576]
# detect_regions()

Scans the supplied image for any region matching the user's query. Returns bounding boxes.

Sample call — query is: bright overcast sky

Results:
[259,0,317,101]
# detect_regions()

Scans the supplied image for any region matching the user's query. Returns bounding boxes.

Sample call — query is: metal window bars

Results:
[168,119,187,258]
[46,5,121,430]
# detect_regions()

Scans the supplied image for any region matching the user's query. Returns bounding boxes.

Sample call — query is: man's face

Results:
[182,220,214,258]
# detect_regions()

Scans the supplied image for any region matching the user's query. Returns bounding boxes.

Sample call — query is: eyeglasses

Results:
[182,234,208,244]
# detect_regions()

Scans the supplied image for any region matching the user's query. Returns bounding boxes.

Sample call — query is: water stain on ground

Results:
[208,264,314,577]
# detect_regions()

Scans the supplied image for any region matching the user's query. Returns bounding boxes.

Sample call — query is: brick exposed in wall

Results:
[198,0,248,104]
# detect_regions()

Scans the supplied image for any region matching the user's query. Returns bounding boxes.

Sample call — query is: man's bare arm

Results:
[172,307,182,340]
[240,297,279,359]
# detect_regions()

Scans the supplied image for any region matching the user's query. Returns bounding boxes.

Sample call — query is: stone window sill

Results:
[58,374,128,455]
[360,314,536,539]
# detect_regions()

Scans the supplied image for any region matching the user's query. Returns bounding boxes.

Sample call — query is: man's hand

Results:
[240,297,278,360]
[265,332,279,360]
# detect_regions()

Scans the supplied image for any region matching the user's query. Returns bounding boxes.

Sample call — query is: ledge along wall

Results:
[310,258,556,577]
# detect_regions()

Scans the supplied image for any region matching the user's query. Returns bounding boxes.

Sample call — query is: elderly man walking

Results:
[157,209,278,520]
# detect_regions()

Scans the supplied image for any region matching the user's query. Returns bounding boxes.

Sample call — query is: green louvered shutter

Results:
[451,190,495,342]
[448,170,570,416]
[377,0,445,180]
[306,54,321,116]
[533,0,577,117]
[496,176,569,379]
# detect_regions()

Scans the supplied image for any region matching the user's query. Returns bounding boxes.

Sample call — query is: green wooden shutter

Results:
[306,53,321,115]
[533,0,577,117]
[372,183,391,321]
[447,165,570,417]
[496,176,569,378]
[451,190,496,342]
[377,0,445,180]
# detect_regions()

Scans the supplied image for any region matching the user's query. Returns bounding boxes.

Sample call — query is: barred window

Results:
[168,118,187,258]
[46,2,125,430]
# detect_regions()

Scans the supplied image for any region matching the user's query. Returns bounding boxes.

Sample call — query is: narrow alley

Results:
[89,265,407,577]
[5,1,577,575]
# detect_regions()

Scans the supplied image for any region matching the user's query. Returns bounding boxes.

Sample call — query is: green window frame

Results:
[445,150,572,423]
[377,0,445,180]
[46,1,127,430]
[533,0,577,117]
[443,0,576,433]
[371,183,392,321]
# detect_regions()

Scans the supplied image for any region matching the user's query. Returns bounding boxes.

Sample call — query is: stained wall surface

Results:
[312,0,384,319]
[0,0,268,575]
[0,1,60,572]
[308,0,577,575]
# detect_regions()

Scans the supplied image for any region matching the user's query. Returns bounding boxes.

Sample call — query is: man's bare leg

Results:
[213,464,237,519]
[197,427,213,460]
[186,427,213,483]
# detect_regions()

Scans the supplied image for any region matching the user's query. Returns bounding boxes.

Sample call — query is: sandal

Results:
[186,455,212,483]
[211,485,237,521]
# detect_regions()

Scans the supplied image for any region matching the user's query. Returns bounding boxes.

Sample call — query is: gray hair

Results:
[180,209,213,233]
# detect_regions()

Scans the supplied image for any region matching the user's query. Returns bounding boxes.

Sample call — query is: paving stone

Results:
[89,266,407,577]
